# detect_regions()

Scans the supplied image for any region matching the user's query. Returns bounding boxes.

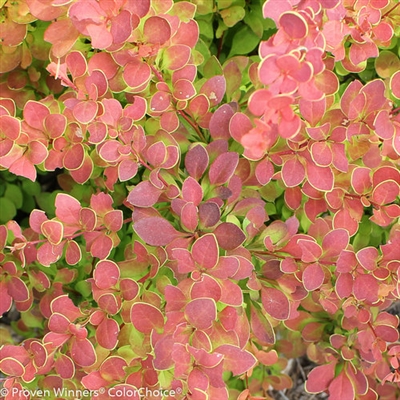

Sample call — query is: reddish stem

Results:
[382,3,400,18]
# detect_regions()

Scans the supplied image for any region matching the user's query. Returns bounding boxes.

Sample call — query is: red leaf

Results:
[154,335,175,370]
[131,302,164,334]
[41,220,64,245]
[54,354,75,379]
[103,210,123,232]
[322,229,349,259]
[297,239,322,262]
[209,152,239,185]
[214,222,246,250]
[127,181,163,207]
[219,279,243,306]
[328,371,355,400]
[250,304,276,345]
[306,162,334,192]
[371,180,399,206]
[51,295,83,321]
[111,10,134,44]
[353,274,379,303]
[0,358,25,377]
[89,233,113,260]
[390,70,400,99]
[94,260,120,289]
[181,202,199,232]
[303,263,325,291]
[185,298,217,330]
[209,104,235,140]
[192,234,219,269]
[261,287,290,320]
[123,59,151,89]
[182,176,203,205]
[310,142,332,167]
[134,217,182,246]
[143,16,171,45]
[282,157,305,187]
[96,318,119,350]
[200,75,226,107]
[356,247,379,271]
[0,281,12,315]
[70,338,96,367]
[335,273,353,299]
[305,363,336,393]
[191,274,221,301]
[7,277,29,302]
[185,144,209,180]
[0,115,21,140]
[199,202,221,228]
[255,158,274,185]
[214,344,257,376]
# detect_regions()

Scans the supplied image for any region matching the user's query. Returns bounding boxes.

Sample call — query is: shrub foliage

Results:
[1,0,400,399]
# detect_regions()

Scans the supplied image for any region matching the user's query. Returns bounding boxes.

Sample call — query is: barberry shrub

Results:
[0,0,400,399]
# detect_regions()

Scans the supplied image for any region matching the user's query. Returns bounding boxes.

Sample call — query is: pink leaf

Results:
[41,220,64,245]
[130,302,164,333]
[7,277,29,302]
[371,180,399,206]
[23,101,49,130]
[103,210,123,232]
[127,181,163,207]
[209,152,239,185]
[185,298,217,330]
[261,287,290,320]
[54,354,75,379]
[123,59,151,89]
[250,304,275,345]
[209,104,235,140]
[65,240,81,265]
[182,176,203,205]
[322,229,349,259]
[200,75,226,107]
[89,233,113,260]
[279,12,308,39]
[282,157,305,187]
[134,217,182,246]
[328,371,355,400]
[70,338,96,367]
[143,16,171,45]
[306,363,336,393]
[214,344,257,376]
[96,318,120,350]
[192,234,219,269]
[185,144,209,180]
[303,263,325,291]
[94,260,120,289]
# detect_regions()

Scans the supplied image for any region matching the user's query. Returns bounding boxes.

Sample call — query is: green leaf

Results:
[244,10,264,38]
[4,184,23,209]
[228,25,260,57]
[0,197,17,223]
[22,179,41,196]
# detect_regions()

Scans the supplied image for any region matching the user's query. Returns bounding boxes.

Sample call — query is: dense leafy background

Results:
[1,0,400,399]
